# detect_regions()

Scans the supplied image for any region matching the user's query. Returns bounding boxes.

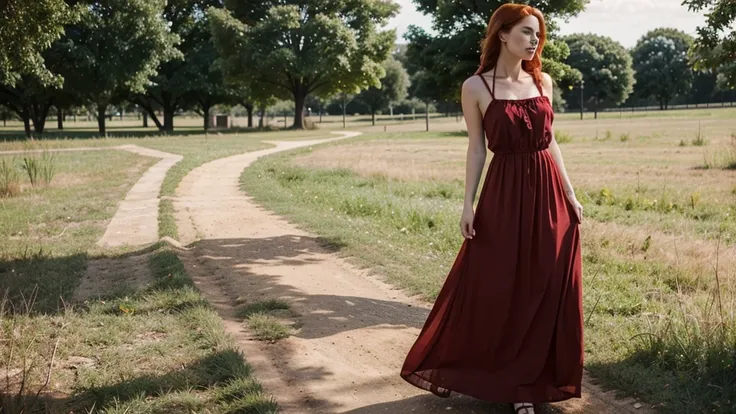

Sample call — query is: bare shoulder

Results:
[462,74,483,95]
[540,72,554,89]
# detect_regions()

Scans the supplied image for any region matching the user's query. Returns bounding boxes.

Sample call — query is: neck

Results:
[494,47,523,80]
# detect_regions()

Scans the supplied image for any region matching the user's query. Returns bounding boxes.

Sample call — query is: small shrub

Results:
[0,158,21,197]
[555,130,573,144]
[605,130,612,141]
[21,157,40,186]
[692,121,707,146]
[690,192,701,209]
[620,133,630,142]
[679,139,686,147]
[39,151,55,185]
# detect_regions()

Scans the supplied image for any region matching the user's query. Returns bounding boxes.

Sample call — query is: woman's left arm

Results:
[542,73,583,221]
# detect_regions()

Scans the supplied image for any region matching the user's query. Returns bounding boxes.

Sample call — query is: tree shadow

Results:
[0,242,169,315]
[183,234,430,339]
[0,349,265,413]
[178,234,590,413]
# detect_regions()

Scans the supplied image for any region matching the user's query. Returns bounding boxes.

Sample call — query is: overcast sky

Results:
[385,0,709,48]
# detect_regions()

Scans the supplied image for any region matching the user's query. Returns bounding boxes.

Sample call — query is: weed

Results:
[0,158,21,197]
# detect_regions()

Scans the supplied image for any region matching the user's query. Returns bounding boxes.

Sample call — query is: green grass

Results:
[0,150,157,312]
[0,130,330,241]
[237,300,294,342]
[0,244,279,414]
[240,138,736,413]
[0,144,282,413]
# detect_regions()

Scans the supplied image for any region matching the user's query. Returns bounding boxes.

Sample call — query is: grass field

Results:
[0,130,328,413]
[0,107,734,412]
[239,109,736,413]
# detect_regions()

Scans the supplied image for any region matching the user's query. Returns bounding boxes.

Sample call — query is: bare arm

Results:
[461,78,487,210]
[542,74,576,201]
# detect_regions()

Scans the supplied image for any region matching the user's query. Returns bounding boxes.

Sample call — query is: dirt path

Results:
[172,131,651,413]
[0,145,183,248]
[97,145,182,247]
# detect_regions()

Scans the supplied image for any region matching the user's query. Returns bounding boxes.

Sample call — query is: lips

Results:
[526,47,536,53]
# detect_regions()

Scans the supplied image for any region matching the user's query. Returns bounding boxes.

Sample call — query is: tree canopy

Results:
[0,0,79,87]
[402,0,586,104]
[562,33,635,116]
[682,0,736,89]
[355,57,410,124]
[631,28,693,110]
[210,0,399,128]
[59,0,180,135]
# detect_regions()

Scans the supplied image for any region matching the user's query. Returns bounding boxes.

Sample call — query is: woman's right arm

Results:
[459,78,487,238]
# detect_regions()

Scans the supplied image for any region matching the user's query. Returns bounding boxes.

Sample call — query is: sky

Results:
[385,0,709,48]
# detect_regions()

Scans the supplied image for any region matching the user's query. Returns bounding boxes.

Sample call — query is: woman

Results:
[400,4,584,414]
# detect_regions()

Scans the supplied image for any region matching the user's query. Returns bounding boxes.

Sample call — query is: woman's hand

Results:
[460,206,476,239]
[568,193,584,223]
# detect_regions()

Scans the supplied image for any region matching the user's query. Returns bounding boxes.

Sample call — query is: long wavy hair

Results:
[474,4,547,86]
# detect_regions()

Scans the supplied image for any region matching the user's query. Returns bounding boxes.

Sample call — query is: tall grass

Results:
[21,151,56,187]
[0,158,21,197]
[241,146,736,413]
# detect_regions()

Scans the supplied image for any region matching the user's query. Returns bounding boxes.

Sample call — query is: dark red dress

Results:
[400,74,583,403]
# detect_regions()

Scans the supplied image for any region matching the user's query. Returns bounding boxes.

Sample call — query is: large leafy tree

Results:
[403,0,587,105]
[0,0,78,87]
[209,0,400,129]
[356,57,410,125]
[134,0,229,132]
[631,28,694,110]
[682,0,736,89]
[59,0,179,136]
[0,40,77,138]
[562,33,635,118]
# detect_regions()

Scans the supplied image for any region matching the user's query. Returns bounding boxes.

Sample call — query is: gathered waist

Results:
[492,147,549,155]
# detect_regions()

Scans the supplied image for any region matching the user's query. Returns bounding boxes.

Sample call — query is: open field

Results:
[0,130,329,413]
[0,107,734,412]
[239,111,736,413]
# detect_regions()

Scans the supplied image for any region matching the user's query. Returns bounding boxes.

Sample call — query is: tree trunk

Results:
[342,93,347,129]
[163,109,174,133]
[202,102,211,131]
[594,99,598,119]
[97,105,107,137]
[425,101,429,131]
[245,104,254,128]
[23,113,32,139]
[31,103,50,134]
[143,112,149,127]
[293,92,306,129]
[372,110,376,126]
[57,107,63,130]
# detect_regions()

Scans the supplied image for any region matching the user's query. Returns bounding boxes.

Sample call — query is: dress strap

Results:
[535,79,545,97]
[478,74,495,99]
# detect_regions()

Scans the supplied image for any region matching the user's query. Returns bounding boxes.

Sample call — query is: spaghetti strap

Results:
[535,80,544,97]
[478,74,494,99]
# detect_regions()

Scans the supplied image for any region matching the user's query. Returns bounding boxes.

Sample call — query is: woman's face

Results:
[500,15,541,61]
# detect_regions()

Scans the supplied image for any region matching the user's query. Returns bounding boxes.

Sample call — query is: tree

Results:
[682,0,736,89]
[0,74,56,138]
[563,34,635,118]
[209,0,400,129]
[134,0,227,133]
[355,58,410,125]
[631,28,693,110]
[60,0,179,136]
[0,0,78,87]
[403,1,586,105]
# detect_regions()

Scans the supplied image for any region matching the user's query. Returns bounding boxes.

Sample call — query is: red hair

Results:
[474,4,546,86]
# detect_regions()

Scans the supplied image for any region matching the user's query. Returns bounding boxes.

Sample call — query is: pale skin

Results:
[458,14,583,414]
